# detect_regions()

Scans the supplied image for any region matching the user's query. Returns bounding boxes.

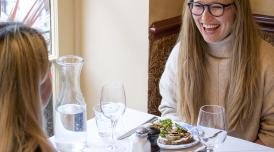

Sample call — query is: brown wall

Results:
[149,0,184,25]
[149,0,274,25]
[251,0,274,16]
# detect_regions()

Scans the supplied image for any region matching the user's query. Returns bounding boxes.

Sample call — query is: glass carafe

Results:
[54,55,87,152]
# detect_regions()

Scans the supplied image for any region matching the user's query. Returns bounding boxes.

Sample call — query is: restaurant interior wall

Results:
[58,0,78,56]
[250,0,274,15]
[149,0,184,25]
[74,0,149,118]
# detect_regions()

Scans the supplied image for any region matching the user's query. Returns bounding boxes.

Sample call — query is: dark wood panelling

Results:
[254,14,274,33]
[149,16,181,40]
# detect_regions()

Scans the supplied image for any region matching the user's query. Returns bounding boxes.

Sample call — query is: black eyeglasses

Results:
[188,2,235,17]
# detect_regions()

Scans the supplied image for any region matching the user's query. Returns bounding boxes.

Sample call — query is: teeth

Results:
[202,24,219,29]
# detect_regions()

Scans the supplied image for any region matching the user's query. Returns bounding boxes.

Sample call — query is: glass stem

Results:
[111,120,117,141]
[206,147,214,152]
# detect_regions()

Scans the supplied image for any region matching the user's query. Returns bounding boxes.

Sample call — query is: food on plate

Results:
[150,119,194,145]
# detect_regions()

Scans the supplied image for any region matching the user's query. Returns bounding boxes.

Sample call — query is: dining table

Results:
[50,108,274,152]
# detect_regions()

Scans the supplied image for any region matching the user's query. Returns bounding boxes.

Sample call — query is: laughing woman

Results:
[0,23,55,152]
[159,0,274,147]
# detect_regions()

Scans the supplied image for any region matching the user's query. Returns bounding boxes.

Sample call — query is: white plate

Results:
[157,138,199,149]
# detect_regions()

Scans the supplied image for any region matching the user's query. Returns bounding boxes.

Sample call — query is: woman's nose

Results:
[201,7,213,22]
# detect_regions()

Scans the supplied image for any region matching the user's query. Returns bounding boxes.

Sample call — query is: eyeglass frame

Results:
[188,2,235,17]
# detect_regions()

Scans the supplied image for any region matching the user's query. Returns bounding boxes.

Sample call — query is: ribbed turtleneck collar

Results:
[206,33,233,59]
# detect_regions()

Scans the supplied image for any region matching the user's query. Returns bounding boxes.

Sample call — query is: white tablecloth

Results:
[50,108,274,152]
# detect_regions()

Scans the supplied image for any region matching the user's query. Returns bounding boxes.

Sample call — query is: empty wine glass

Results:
[197,105,227,152]
[100,82,126,152]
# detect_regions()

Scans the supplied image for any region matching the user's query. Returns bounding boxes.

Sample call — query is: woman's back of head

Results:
[0,22,55,152]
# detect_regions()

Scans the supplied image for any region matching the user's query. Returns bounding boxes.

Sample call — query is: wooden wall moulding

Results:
[149,16,181,40]
[254,14,274,34]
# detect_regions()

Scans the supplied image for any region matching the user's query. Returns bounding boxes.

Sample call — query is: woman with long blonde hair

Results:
[159,0,274,147]
[0,22,55,151]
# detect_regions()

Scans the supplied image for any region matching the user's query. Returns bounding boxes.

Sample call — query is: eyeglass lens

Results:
[189,3,225,17]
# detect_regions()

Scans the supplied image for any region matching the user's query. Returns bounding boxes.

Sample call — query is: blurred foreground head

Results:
[0,22,54,152]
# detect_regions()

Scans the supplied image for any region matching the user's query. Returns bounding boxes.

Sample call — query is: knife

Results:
[117,116,158,140]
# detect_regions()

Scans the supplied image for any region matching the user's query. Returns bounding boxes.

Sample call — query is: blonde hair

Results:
[178,0,260,131]
[0,23,55,152]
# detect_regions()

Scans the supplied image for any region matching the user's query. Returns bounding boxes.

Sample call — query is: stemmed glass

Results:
[100,82,126,152]
[196,105,227,152]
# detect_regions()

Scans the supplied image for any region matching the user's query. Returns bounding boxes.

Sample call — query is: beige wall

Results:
[75,0,149,117]
[251,0,274,15]
[57,0,149,118]
[149,0,184,25]
[57,0,77,56]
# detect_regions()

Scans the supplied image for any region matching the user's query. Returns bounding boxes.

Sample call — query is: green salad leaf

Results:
[160,129,168,137]
[157,119,190,138]
[159,119,172,137]
[160,119,172,129]
[175,123,188,133]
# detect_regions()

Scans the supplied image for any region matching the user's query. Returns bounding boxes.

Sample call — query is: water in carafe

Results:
[54,55,87,152]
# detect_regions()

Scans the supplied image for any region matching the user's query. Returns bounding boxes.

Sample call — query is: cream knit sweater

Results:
[159,37,274,147]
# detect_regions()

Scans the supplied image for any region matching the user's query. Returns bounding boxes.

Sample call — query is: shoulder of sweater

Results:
[170,42,180,58]
[260,40,274,68]
[165,42,181,68]
[260,40,274,82]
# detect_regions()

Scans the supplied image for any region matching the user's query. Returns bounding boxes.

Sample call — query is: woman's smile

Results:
[201,23,220,34]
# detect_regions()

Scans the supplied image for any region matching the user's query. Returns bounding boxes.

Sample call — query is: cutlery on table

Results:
[117,116,158,140]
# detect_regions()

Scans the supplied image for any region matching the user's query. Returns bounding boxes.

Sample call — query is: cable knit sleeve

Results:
[258,41,274,148]
[158,43,180,121]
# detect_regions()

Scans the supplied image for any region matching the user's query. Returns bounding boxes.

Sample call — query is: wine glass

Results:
[196,105,227,152]
[100,82,126,152]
